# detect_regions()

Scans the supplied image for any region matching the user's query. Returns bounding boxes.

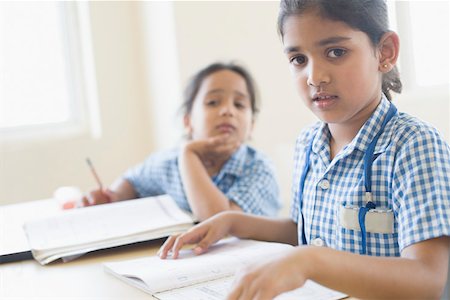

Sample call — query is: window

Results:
[409,1,449,87]
[0,2,99,139]
[388,1,450,141]
[390,1,450,89]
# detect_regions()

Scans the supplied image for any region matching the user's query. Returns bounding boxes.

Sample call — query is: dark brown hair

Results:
[181,62,259,116]
[277,0,402,100]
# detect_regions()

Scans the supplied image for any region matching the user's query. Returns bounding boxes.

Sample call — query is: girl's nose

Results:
[219,100,235,116]
[307,62,331,87]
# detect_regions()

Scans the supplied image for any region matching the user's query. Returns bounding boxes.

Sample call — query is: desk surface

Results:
[1,239,164,299]
[0,200,356,300]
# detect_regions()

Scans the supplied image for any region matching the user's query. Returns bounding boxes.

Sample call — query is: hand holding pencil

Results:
[62,158,115,209]
[81,158,116,207]
[80,189,115,207]
[86,158,103,190]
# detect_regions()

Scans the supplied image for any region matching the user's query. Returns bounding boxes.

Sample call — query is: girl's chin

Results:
[313,112,343,124]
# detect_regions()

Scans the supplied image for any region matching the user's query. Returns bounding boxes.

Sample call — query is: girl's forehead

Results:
[198,70,248,94]
[282,13,365,50]
[203,69,243,83]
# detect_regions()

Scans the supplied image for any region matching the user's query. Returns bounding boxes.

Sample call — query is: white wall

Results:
[1,1,449,218]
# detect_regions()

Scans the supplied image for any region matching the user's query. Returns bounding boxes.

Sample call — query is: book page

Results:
[0,199,60,256]
[155,277,346,300]
[104,238,293,294]
[24,195,193,250]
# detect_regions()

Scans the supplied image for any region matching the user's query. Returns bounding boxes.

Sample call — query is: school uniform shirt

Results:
[290,95,450,256]
[124,144,281,216]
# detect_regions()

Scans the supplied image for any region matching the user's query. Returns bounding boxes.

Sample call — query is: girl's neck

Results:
[328,125,359,160]
[328,100,381,160]
[202,155,230,177]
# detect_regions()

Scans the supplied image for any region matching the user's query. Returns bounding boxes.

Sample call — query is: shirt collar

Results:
[311,94,393,158]
[348,94,392,154]
[311,122,331,159]
[214,144,247,181]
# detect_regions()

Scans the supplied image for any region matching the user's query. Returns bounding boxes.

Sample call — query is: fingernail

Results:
[194,247,203,254]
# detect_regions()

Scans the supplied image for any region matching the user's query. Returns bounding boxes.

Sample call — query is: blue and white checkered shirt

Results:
[290,95,450,256]
[124,144,281,216]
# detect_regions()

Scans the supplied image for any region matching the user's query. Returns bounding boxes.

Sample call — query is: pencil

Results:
[86,157,103,190]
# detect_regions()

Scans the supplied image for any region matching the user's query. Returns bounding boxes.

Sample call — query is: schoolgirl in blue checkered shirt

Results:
[80,62,281,221]
[159,1,450,298]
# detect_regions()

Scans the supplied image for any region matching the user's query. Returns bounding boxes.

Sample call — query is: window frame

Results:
[0,2,100,143]
[391,1,450,92]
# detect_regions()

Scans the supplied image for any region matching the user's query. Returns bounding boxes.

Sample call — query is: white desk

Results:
[0,199,162,299]
[1,239,164,299]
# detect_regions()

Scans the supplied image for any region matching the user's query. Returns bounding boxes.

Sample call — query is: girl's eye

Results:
[290,55,306,66]
[327,48,346,58]
[234,101,246,109]
[206,99,218,106]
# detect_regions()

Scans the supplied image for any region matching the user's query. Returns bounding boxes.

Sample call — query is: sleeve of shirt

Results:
[290,126,317,223]
[225,157,281,217]
[122,152,168,198]
[289,137,303,223]
[393,125,450,252]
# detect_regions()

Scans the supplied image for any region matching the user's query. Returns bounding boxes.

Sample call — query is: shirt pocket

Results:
[337,205,400,256]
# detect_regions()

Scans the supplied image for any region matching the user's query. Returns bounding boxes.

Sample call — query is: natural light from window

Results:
[0,2,73,129]
[409,1,449,87]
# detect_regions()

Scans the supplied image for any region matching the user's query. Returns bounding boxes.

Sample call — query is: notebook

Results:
[104,238,347,300]
[23,195,194,265]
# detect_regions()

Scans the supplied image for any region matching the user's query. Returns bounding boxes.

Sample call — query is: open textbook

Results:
[23,195,194,265]
[104,238,347,300]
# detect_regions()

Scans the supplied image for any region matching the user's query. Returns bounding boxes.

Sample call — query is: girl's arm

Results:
[179,146,239,221]
[159,211,298,259]
[109,178,137,200]
[228,236,450,300]
[228,214,298,245]
[311,236,449,299]
[179,135,242,221]
[82,178,136,206]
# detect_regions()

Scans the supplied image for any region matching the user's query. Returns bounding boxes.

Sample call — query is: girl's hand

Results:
[184,133,241,166]
[227,248,310,300]
[158,212,234,259]
[81,188,117,206]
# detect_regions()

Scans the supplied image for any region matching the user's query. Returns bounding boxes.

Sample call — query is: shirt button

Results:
[319,179,330,190]
[312,237,325,247]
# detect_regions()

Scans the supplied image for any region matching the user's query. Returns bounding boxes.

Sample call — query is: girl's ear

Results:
[378,31,400,73]
[247,118,255,141]
[183,114,193,138]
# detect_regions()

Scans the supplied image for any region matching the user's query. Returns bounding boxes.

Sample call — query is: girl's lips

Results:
[313,94,338,101]
[216,124,236,133]
[312,95,338,109]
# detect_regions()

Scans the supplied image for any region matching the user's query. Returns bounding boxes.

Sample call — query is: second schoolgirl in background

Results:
[81,62,281,221]
[159,1,450,299]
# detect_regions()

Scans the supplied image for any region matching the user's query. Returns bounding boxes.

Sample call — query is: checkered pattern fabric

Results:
[124,145,281,216]
[290,96,450,256]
